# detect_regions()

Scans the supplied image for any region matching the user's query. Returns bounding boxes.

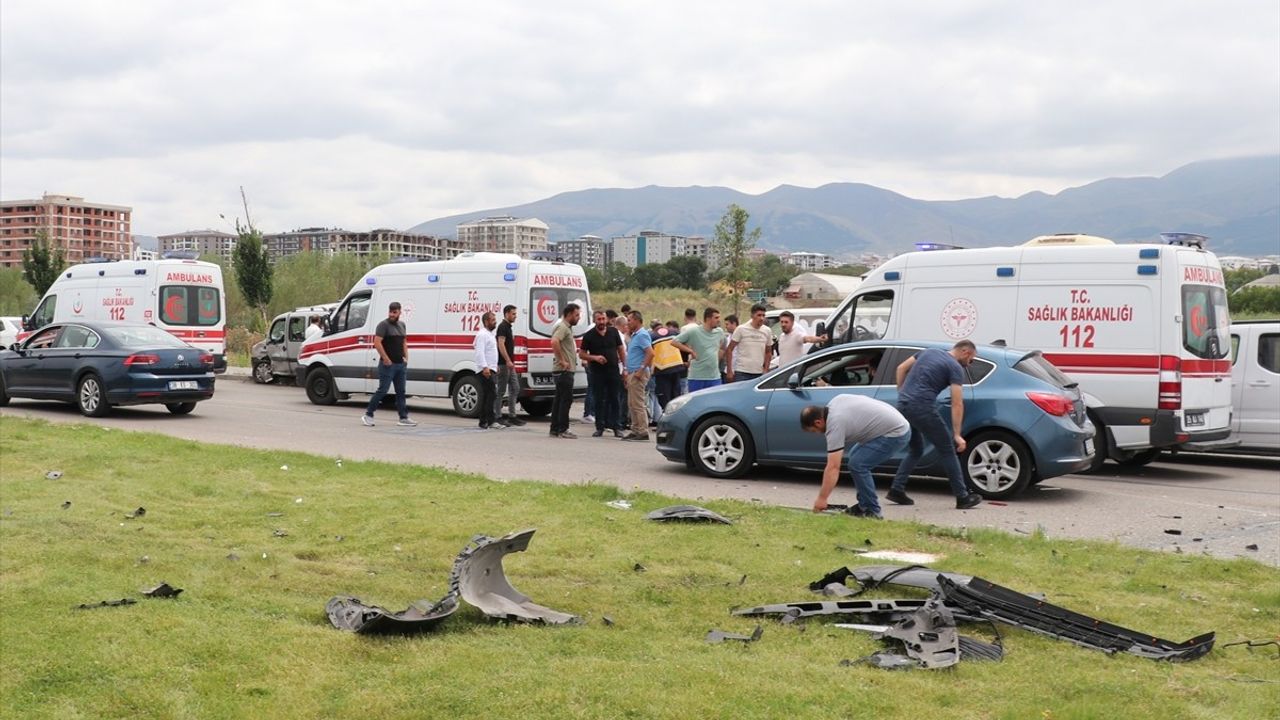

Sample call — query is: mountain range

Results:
[408,156,1280,258]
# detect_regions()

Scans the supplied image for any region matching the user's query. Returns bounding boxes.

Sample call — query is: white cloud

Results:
[2,0,1277,235]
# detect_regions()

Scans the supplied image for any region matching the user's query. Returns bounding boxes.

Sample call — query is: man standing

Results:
[549,303,581,439]
[579,309,626,437]
[621,310,654,441]
[888,340,984,510]
[493,304,525,426]
[473,311,500,430]
[801,396,911,519]
[725,304,773,382]
[671,307,726,393]
[305,315,324,341]
[613,315,631,431]
[361,302,417,427]
[720,314,738,383]
[775,311,827,368]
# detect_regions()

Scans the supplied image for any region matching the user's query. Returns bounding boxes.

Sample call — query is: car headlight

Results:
[664,394,693,416]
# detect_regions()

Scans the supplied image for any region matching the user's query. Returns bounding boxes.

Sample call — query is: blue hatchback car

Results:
[655,340,1095,499]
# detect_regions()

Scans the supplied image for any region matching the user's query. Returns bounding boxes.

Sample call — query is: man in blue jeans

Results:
[361,302,417,427]
[888,340,984,510]
[802,395,911,519]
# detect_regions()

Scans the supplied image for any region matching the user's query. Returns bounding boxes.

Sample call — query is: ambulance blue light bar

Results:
[1139,248,1160,259]
[1159,232,1208,249]
[365,277,377,285]
[1137,265,1158,275]
[996,267,1015,277]
[915,242,964,251]
[884,271,902,281]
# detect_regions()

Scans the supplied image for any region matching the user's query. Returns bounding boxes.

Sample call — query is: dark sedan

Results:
[0,322,215,417]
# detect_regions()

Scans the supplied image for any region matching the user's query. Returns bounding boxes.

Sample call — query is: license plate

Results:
[1084,438,1094,456]
[1184,412,1205,428]
[168,381,198,391]
[532,374,552,385]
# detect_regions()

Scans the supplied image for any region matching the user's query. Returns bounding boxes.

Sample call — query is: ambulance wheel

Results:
[252,360,274,384]
[689,415,755,479]
[76,372,110,417]
[165,402,196,415]
[451,374,483,418]
[519,399,551,417]
[305,367,337,405]
[961,430,1032,500]
[1082,415,1110,473]
[1116,448,1161,467]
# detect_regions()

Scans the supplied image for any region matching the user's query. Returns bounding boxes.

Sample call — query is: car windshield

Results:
[104,326,191,349]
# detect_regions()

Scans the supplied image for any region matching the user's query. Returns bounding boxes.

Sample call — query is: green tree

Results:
[748,254,798,295]
[825,264,870,277]
[604,262,634,292]
[632,263,678,291]
[1225,268,1266,294]
[665,255,707,290]
[583,266,606,292]
[20,230,65,297]
[231,225,273,330]
[269,252,387,317]
[0,266,38,315]
[713,203,761,314]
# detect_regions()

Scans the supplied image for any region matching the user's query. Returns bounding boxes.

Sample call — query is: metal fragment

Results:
[645,505,732,524]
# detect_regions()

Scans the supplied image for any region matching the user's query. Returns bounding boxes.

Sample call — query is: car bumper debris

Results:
[645,505,733,524]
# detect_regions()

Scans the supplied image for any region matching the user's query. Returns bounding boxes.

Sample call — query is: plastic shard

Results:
[451,529,580,625]
[645,505,733,525]
[706,625,764,644]
[326,594,459,635]
[142,582,183,598]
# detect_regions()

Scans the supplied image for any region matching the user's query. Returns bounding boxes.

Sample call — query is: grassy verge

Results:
[592,289,738,326]
[1,418,1277,719]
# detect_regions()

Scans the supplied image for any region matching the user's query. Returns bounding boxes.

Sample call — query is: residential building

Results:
[783,251,836,272]
[132,242,157,261]
[783,272,863,301]
[456,216,549,257]
[610,231,713,268]
[260,228,465,263]
[0,193,132,268]
[263,227,344,258]
[554,234,609,269]
[158,229,237,262]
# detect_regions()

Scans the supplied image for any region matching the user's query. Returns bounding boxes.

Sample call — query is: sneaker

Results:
[361,415,375,427]
[494,420,510,428]
[397,418,417,427]
[886,489,915,506]
[478,424,490,430]
[582,415,595,424]
[612,429,626,438]
[559,431,578,439]
[956,493,983,510]
[844,505,884,520]
[506,416,526,426]
[622,433,649,442]
[548,431,561,438]
[591,430,605,437]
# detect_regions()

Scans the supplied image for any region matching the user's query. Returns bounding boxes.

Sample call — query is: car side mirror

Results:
[786,371,801,389]
[8,343,21,353]
[815,321,826,337]
[20,315,31,332]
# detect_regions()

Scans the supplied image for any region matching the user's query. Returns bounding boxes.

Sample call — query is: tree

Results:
[0,266,38,315]
[603,262,634,292]
[21,230,65,297]
[232,223,273,330]
[583,266,606,292]
[632,263,678,291]
[665,255,707,290]
[825,264,870,277]
[749,254,798,295]
[713,203,761,314]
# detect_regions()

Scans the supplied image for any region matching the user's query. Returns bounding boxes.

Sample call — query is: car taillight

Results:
[199,353,214,366]
[1026,391,1073,417]
[1158,355,1181,410]
[123,354,160,367]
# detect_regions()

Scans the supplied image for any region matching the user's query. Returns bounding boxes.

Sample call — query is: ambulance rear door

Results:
[525,265,591,392]
[1174,251,1232,435]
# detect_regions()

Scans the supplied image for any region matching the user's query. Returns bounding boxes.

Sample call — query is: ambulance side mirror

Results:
[786,371,801,389]
[21,315,31,332]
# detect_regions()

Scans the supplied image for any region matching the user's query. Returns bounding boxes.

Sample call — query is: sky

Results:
[2,0,1277,236]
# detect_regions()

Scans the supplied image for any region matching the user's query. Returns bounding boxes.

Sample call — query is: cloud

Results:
[2,0,1277,235]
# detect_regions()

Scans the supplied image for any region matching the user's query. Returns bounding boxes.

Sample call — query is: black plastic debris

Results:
[142,582,183,599]
[61,501,71,510]
[1245,544,1259,551]
[706,625,763,644]
[124,507,146,519]
[646,505,733,525]
[633,563,647,573]
[326,595,458,635]
[1164,529,1183,536]
[1221,639,1280,656]
[76,598,136,610]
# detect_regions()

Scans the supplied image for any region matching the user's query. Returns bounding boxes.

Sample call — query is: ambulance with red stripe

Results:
[299,252,592,417]
[819,233,1233,469]
[20,256,227,371]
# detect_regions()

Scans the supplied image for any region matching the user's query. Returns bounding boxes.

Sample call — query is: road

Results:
[3,376,1278,566]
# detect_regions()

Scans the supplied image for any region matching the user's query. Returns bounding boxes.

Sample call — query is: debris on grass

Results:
[605,500,632,510]
[124,507,146,519]
[45,470,63,480]
[646,505,732,524]
[61,501,71,510]
[326,595,458,635]
[76,598,136,610]
[1164,529,1183,536]
[1245,544,1259,551]
[142,582,183,598]
[706,625,763,644]
[860,550,943,564]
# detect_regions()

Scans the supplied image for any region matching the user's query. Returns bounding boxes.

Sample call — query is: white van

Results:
[22,257,228,370]
[1220,321,1280,453]
[818,234,1234,468]
[299,253,592,417]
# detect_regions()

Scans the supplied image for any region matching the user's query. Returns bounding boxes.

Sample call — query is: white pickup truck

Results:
[1223,320,1280,453]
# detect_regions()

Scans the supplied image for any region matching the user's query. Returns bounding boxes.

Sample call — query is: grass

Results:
[592,289,739,326]
[1,419,1277,720]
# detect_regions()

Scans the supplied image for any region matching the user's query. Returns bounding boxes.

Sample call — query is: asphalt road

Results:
[3,376,1278,566]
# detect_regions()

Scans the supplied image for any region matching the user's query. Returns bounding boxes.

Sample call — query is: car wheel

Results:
[0,372,8,406]
[519,398,551,417]
[252,360,274,384]
[1115,448,1161,467]
[305,367,337,405]
[689,415,755,479]
[961,430,1032,500]
[451,374,482,418]
[165,402,196,415]
[76,373,110,417]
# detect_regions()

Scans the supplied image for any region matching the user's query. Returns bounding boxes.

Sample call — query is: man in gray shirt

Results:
[801,394,911,519]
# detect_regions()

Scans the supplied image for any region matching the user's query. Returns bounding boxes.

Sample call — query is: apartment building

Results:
[783,251,836,272]
[0,193,132,268]
[158,229,238,262]
[554,234,609,269]
[262,227,345,260]
[331,229,465,260]
[456,216,549,257]
[610,231,712,268]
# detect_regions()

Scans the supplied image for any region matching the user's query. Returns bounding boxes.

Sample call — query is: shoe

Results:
[494,420,510,428]
[612,429,625,438]
[591,430,605,437]
[361,415,375,427]
[622,434,649,442]
[582,415,595,424]
[956,493,983,510]
[397,418,417,427]
[560,431,578,439]
[844,505,884,520]
[478,424,490,430]
[507,416,526,426]
[886,489,914,506]
[549,431,561,438]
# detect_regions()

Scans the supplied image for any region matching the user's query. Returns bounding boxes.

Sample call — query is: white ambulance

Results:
[818,233,1234,468]
[298,253,593,417]
[22,256,228,370]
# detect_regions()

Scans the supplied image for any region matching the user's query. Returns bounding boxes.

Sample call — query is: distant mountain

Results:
[408,156,1280,257]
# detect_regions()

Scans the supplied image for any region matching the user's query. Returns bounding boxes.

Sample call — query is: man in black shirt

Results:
[492,304,525,426]
[578,309,626,437]
[362,301,416,427]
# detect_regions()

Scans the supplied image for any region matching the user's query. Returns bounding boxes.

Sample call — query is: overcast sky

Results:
[2,0,1277,236]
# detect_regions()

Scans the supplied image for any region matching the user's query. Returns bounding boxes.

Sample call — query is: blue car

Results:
[0,322,216,417]
[656,340,1095,500]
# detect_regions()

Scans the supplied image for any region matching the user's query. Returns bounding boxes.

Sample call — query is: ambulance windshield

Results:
[1180,285,1229,360]
[529,287,591,337]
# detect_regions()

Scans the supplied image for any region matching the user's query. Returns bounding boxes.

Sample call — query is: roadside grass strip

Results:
[0,418,1277,719]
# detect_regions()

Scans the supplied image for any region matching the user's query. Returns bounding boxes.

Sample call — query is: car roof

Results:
[832,338,1032,364]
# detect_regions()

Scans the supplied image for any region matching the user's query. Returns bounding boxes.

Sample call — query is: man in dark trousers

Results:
[493,304,525,426]
[888,340,984,510]
[579,309,626,437]
[801,395,911,519]
[473,310,500,429]
[361,301,417,427]
[549,303,582,439]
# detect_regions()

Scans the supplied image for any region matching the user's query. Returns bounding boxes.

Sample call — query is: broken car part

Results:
[645,505,733,525]
[142,582,183,598]
[76,598,137,609]
[451,529,579,625]
[733,597,978,624]
[46,470,63,480]
[706,625,764,644]
[807,565,973,596]
[877,598,961,669]
[326,595,459,635]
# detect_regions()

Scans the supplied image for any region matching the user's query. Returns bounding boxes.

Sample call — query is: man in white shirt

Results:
[725,304,773,382]
[472,311,500,430]
[775,311,827,368]
[304,315,324,341]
